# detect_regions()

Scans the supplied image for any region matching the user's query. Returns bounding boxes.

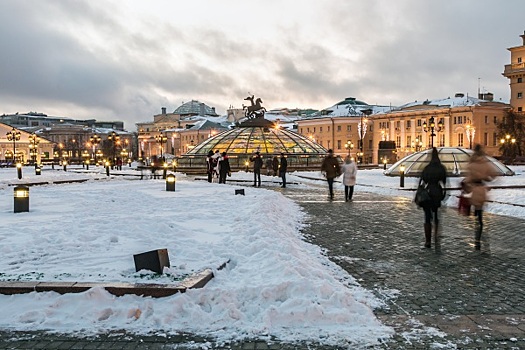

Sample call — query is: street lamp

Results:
[28,133,40,165]
[465,124,476,149]
[411,137,423,152]
[90,134,101,164]
[423,116,443,148]
[500,134,516,158]
[155,133,168,159]
[360,109,372,164]
[6,127,21,163]
[344,141,354,157]
[108,131,120,168]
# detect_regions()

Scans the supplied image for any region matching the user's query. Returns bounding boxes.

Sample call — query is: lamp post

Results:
[6,127,21,164]
[465,124,476,149]
[155,133,168,160]
[500,134,516,159]
[344,141,354,157]
[411,137,423,152]
[90,134,101,165]
[28,133,40,166]
[108,131,120,169]
[423,116,443,148]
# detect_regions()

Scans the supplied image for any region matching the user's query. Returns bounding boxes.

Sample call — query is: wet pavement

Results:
[1,184,524,349]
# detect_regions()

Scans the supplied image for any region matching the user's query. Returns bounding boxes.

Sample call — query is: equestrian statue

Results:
[243,95,266,119]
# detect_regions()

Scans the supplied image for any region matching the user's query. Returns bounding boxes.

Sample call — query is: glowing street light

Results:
[423,116,443,148]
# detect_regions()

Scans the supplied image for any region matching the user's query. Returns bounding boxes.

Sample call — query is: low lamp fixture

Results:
[166,174,176,191]
[14,185,29,213]
[16,162,22,180]
[399,164,405,188]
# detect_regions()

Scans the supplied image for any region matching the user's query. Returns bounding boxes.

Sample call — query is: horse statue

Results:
[242,95,266,119]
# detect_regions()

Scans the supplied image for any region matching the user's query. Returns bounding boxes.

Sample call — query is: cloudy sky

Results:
[0,0,523,129]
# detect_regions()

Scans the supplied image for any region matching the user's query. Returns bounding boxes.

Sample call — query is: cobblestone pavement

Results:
[1,184,524,349]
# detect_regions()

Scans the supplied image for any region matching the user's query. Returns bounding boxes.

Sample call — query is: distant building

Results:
[503,31,525,113]
[136,101,227,161]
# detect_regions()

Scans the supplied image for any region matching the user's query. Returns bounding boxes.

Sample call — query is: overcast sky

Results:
[0,0,524,129]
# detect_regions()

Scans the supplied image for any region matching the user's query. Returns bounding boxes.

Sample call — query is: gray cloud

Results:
[0,0,524,128]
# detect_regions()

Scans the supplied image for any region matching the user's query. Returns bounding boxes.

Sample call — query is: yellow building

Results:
[503,31,525,113]
[0,123,54,164]
[371,94,509,163]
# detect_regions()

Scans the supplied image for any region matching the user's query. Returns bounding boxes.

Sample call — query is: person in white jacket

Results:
[341,156,357,201]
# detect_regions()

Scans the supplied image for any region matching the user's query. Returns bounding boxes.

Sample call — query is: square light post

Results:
[166,174,176,191]
[399,164,405,188]
[16,163,22,179]
[14,185,29,213]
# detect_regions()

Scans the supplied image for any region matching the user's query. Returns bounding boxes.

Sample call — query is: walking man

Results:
[250,151,263,187]
[279,152,288,188]
[321,149,341,200]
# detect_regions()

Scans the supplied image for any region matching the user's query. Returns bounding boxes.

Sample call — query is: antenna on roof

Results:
[478,78,481,97]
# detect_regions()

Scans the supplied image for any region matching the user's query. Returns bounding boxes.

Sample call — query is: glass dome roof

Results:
[384,147,515,177]
[186,119,327,156]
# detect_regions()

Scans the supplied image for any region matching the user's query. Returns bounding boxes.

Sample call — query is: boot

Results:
[424,223,432,248]
[474,226,482,250]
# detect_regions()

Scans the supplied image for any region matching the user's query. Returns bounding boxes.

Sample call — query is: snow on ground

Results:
[0,164,523,347]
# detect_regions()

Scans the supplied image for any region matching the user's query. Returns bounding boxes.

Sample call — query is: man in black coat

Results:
[279,153,288,188]
[250,151,263,187]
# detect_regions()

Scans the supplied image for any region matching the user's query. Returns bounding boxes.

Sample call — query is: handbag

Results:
[414,179,431,207]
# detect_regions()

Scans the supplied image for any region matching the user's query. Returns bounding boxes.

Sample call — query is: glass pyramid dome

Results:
[384,147,515,177]
[177,118,328,173]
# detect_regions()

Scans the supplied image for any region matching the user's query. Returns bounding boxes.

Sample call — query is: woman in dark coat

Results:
[420,147,447,248]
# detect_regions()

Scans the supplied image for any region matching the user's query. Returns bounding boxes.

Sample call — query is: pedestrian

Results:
[320,149,341,200]
[279,152,288,188]
[211,150,221,181]
[218,152,231,184]
[341,156,357,201]
[250,151,263,187]
[206,150,215,183]
[464,144,499,250]
[272,156,279,177]
[265,157,273,176]
[419,147,447,248]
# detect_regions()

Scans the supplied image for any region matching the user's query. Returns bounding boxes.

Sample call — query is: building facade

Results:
[503,31,525,113]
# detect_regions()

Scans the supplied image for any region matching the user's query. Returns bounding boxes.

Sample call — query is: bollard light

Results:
[14,185,29,213]
[166,174,176,191]
[128,159,132,167]
[86,159,90,170]
[399,164,405,188]
[63,160,67,172]
[35,166,41,175]
[383,158,387,170]
[105,160,110,176]
[16,163,22,179]
[245,160,249,172]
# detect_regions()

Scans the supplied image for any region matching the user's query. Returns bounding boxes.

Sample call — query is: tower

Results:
[503,31,525,113]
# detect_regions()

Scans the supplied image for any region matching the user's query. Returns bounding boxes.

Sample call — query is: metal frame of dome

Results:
[384,147,515,177]
[176,118,329,173]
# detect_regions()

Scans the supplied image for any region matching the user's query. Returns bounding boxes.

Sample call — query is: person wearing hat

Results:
[321,149,341,200]
[250,151,263,187]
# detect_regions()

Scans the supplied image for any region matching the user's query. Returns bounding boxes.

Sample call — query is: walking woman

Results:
[341,156,357,201]
[464,144,498,249]
[419,147,447,248]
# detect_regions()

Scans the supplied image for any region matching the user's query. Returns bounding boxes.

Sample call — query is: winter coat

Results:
[279,157,288,174]
[341,162,357,186]
[464,154,499,209]
[272,157,279,172]
[321,155,341,179]
[251,154,263,171]
[420,161,447,209]
[218,156,231,174]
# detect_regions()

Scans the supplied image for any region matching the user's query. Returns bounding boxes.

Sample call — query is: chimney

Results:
[479,92,494,101]
[161,107,166,115]
[521,31,525,46]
